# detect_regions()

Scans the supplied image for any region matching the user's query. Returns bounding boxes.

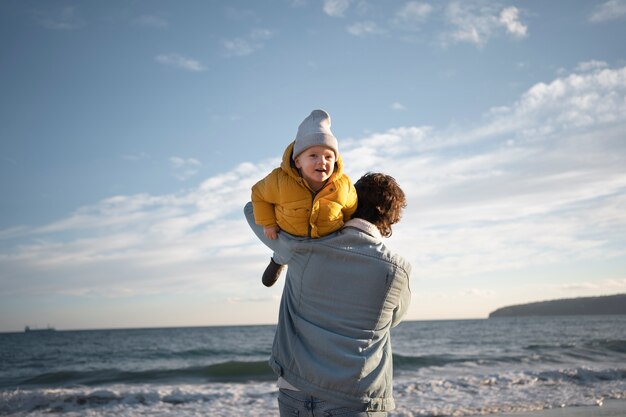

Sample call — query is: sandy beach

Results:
[475,400,626,417]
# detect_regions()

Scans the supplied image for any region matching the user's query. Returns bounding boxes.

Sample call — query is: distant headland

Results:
[489,294,626,318]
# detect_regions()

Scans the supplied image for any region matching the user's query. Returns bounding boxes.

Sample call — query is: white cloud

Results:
[170,157,202,181]
[250,29,273,41]
[228,295,280,304]
[460,288,496,298]
[347,21,383,37]
[222,39,255,57]
[222,29,274,57]
[444,2,528,46]
[289,0,308,7]
[323,0,351,17]
[445,2,493,45]
[494,66,626,130]
[2,65,625,316]
[224,7,257,21]
[557,279,626,292]
[575,60,609,72]
[122,152,150,162]
[342,64,626,279]
[391,102,407,111]
[499,6,527,38]
[35,6,85,30]
[319,1,528,47]
[394,1,434,26]
[590,0,626,22]
[0,161,260,297]
[132,14,169,28]
[156,54,206,72]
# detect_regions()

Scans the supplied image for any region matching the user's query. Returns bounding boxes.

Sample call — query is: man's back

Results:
[245,203,411,411]
[284,224,410,336]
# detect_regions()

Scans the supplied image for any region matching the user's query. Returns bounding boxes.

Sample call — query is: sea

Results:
[1,316,625,417]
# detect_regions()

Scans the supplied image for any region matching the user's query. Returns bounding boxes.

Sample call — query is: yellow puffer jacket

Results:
[251,142,357,238]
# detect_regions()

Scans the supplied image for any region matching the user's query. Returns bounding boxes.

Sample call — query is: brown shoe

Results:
[262,258,286,287]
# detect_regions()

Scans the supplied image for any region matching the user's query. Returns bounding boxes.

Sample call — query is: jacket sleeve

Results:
[251,172,279,227]
[391,265,411,328]
[244,202,295,263]
[341,178,358,221]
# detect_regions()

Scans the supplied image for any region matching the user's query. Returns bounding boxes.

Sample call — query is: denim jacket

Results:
[244,202,411,411]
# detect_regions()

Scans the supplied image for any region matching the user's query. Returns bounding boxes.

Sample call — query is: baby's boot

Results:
[262,258,285,287]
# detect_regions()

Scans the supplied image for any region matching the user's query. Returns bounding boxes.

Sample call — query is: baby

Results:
[251,109,357,286]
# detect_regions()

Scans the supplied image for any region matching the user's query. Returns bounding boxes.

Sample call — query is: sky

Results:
[1,0,625,332]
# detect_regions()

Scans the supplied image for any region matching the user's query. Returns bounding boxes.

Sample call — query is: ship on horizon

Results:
[24,325,56,333]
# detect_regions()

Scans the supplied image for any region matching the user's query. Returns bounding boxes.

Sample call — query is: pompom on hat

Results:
[292,109,339,160]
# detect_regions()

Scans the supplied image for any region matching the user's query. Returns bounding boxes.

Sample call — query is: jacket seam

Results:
[316,240,410,276]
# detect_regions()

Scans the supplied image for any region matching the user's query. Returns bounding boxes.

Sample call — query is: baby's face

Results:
[294,146,336,191]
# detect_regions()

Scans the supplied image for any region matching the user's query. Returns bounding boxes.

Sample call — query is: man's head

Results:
[353,173,407,237]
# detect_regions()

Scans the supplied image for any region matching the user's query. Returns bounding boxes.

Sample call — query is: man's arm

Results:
[391,267,411,327]
[244,202,296,262]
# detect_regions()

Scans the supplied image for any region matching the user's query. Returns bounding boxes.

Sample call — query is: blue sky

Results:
[1,0,625,332]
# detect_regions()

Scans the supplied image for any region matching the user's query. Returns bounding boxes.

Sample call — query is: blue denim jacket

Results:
[245,202,411,411]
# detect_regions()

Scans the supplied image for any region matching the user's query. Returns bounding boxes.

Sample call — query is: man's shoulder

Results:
[320,228,411,274]
[388,250,411,276]
[377,240,411,276]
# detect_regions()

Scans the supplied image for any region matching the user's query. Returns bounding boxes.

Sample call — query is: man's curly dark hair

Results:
[352,172,407,237]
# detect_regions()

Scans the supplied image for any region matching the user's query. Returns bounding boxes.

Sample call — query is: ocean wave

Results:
[393,367,626,416]
[0,383,277,415]
[587,339,626,354]
[537,367,626,384]
[10,360,275,389]
[138,346,270,361]
[7,354,497,389]
[524,343,576,350]
[392,352,546,369]
[12,354,624,390]
[393,353,479,368]
[2,369,625,417]
[524,339,626,354]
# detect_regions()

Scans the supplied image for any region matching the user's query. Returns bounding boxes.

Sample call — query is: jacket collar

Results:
[344,218,382,240]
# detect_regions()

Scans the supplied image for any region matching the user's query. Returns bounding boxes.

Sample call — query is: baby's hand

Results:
[264,225,280,240]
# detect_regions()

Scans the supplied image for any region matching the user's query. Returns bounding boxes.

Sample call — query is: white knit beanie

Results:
[292,109,339,160]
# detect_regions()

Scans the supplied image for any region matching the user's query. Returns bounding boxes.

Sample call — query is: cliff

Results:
[488,294,626,318]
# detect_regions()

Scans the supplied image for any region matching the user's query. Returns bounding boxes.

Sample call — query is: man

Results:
[244,172,411,416]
